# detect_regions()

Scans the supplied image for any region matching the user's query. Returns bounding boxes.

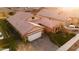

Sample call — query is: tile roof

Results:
[34,17,62,29]
[7,12,42,36]
[37,8,68,21]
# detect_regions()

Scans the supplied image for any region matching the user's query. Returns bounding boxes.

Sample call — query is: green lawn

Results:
[0,20,10,50]
[46,31,76,47]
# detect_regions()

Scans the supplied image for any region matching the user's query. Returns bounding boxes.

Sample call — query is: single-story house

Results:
[7,12,43,42]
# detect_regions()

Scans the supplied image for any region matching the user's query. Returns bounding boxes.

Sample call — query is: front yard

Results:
[46,31,76,47]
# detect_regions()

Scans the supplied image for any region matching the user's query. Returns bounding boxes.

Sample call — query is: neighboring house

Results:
[67,17,79,25]
[7,12,43,42]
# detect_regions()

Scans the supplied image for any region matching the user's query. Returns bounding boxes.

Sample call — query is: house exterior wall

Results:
[44,27,52,32]
[27,31,42,42]
[44,24,63,33]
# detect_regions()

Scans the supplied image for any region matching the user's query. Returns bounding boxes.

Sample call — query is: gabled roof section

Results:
[7,12,43,36]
